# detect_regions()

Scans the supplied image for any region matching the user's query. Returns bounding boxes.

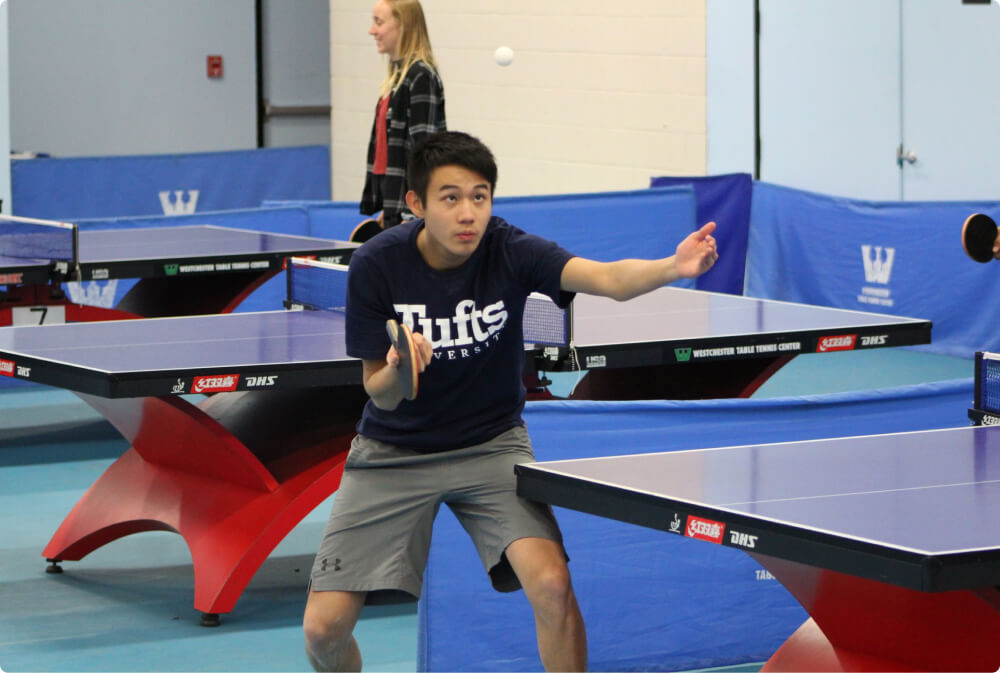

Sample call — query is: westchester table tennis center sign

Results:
[674,341,803,362]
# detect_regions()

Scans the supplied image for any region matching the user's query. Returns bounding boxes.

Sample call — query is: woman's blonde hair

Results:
[379,0,439,96]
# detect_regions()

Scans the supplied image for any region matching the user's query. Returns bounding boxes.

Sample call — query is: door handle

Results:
[897,144,917,166]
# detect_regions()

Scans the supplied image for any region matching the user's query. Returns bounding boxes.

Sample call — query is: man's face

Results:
[407,165,492,271]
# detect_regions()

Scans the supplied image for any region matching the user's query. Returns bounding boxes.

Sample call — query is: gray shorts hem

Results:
[487,532,568,594]
[309,578,422,600]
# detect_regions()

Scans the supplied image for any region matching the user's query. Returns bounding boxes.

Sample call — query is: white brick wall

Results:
[330,0,706,200]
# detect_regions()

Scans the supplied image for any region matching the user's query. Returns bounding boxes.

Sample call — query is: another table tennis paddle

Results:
[350,219,383,243]
[386,319,418,401]
[962,213,998,263]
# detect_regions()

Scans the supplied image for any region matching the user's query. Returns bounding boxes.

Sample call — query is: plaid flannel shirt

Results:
[360,60,446,228]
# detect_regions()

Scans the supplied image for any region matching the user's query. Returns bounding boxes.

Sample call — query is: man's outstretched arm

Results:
[560,222,719,300]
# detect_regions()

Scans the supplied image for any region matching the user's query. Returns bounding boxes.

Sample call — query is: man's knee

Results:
[303,611,348,651]
[524,562,576,615]
[302,591,363,652]
[507,538,575,611]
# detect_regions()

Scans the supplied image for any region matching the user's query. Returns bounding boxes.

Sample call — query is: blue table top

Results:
[0,310,349,373]
[569,287,928,348]
[519,426,1000,557]
[0,310,357,396]
[0,225,355,283]
[516,423,1000,594]
[73,225,350,264]
[0,286,929,375]
[0,283,934,396]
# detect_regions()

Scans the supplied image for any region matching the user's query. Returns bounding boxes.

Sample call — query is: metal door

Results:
[899,1,1000,200]
[759,0,902,199]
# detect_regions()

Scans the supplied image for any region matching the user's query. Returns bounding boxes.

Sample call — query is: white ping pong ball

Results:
[494,46,514,67]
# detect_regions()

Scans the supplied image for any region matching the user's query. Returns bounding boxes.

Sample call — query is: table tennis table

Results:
[516,425,1000,670]
[0,261,932,624]
[0,215,355,324]
[525,287,931,399]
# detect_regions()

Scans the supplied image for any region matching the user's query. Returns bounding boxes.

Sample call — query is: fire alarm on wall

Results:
[207,55,223,78]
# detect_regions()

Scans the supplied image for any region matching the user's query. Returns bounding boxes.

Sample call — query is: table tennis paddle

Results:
[386,319,418,401]
[961,213,998,263]
[350,219,383,243]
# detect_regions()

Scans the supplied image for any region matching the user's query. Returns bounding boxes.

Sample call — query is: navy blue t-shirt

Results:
[345,216,575,452]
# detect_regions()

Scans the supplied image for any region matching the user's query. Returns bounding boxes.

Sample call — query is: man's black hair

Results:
[406,131,498,204]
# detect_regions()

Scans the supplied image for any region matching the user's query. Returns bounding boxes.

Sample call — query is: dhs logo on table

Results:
[860,335,888,347]
[728,530,758,549]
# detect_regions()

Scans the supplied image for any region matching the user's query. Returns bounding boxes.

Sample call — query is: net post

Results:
[70,227,81,281]
[284,255,295,309]
[975,351,984,414]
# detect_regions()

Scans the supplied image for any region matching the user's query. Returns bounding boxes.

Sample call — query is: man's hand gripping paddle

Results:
[386,319,418,401]
[962,213,998,263]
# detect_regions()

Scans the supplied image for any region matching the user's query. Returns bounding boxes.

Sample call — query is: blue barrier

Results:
[12,146,330,220]
[262,201,369,241]
[746,182,1000,357]
[650,173,752,294]
[13,175,997,371]
[268,186,700,284]
[492,187,697,276]
[417,380,974,671]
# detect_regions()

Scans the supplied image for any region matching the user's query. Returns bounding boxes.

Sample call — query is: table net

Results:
[975,351,1000,415]
[0,214,77,262]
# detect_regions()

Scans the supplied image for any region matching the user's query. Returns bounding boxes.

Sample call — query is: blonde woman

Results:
[357,0,446,237]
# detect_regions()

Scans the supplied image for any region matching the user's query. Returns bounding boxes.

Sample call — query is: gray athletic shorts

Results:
[309,425,564,599]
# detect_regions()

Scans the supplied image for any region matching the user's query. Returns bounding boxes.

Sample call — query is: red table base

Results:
[752,553,1000,671]
[42,387,368,623]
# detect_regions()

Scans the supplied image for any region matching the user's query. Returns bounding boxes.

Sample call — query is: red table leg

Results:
[752,553,1000,671]
[42,387,366,622]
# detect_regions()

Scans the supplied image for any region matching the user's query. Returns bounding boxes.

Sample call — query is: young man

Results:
[302,131,718,672]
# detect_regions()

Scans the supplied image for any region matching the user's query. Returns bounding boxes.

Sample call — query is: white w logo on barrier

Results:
[861,245,895,284]
[66,280,119,309]
[158,190,200,215]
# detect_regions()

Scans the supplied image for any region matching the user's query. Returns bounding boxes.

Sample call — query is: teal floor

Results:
[0,347,973,672]
[750,347,971,398]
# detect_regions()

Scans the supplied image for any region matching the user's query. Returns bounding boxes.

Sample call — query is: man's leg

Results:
[302,589,367,672]
[506,536,587,672]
